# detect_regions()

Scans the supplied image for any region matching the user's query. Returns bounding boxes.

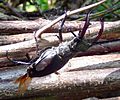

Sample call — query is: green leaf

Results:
[37,0,49,11]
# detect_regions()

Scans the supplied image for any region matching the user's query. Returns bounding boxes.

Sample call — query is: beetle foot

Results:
[54,71,60,75]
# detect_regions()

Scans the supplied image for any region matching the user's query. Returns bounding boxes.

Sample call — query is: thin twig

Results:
[96,0,120,18]
[35,0,107,38]
[79,3,120,20]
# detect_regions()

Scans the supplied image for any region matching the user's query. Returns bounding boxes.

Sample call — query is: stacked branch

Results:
[0,21,120,45]
[0,20,119,58]
[1,0,120,99]
[0,39,120,67]
[0,54,120,99]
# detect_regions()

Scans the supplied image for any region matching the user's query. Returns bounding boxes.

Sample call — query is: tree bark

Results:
[0,23,120,45]
[0,40,120,67]
[0,0,107,35]
[0,54,120,100]
[0,19,119,35]
[77,39,120,56]
[0,33,33,45]
[0,18,81,34]
[0,20,120,58]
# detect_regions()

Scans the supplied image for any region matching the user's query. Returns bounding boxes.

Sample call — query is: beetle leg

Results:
[6,51,32,65]
[69,28,77,37]
[58,12,67,42]
[7,57,31,65]
[54,71,60,75]
[92,18,104,44]
[34,31,39,55]
[79,11,91,39]
[25,53,31,61]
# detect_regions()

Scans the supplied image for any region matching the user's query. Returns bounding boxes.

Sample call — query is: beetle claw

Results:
[79,11,91,39]
[58,12,67,42]
[54,71,60,75]
[92,18,104,44]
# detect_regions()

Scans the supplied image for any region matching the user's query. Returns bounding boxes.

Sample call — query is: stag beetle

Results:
[7,12,104,93]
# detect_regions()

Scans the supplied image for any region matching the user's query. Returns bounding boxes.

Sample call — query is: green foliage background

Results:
[0,0,119,20]
[26,0,120,20]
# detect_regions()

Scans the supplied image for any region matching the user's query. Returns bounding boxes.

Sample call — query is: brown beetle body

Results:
[27,37,90,78]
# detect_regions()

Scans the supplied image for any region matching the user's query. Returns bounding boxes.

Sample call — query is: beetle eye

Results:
[27,67,33,77]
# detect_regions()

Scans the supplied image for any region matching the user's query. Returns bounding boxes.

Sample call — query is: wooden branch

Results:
[0,21,120,45]
[88,20,120,36]
[64,54,120,72]
[0,19,81,34]
[77,40,120,56]
[0,0,106,35]
[0,20,120,58]
[0,33,33,45]
[1,40,120,67]
[0,36,57,58]
[0,54,120,99]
